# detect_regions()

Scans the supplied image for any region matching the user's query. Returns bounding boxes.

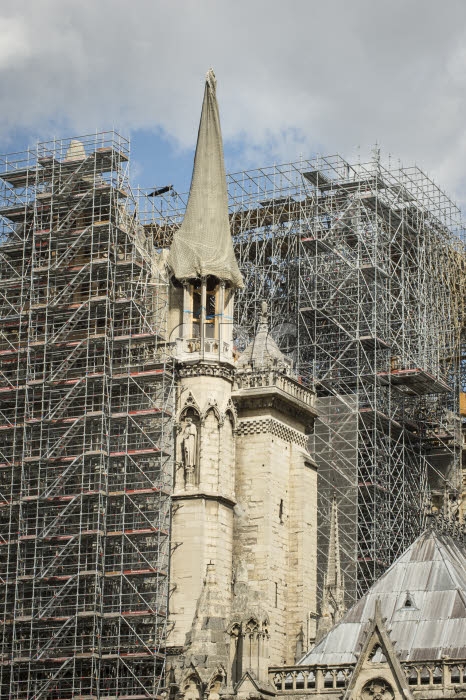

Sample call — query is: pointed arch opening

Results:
[183,674,202,700]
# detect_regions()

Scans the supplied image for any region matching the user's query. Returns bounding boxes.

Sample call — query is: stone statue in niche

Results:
[182,417,198,486]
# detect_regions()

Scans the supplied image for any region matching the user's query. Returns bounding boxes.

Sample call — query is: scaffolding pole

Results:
[147,152,465,604]
[0,132,174,699]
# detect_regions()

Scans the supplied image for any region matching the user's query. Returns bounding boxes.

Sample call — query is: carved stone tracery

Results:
[177,364,235,381]
[360,678,394,700]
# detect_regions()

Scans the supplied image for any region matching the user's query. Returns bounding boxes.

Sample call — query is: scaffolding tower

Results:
[0,132,174,699]
[148,152,465,605]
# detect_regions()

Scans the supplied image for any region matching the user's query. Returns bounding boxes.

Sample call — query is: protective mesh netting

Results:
[167,70,243,288]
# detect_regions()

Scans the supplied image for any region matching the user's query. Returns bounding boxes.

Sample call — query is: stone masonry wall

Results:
[233,419,317,667]
[169,373,235,649]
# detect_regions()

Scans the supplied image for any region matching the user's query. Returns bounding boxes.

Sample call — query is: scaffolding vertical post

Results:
[148,153,465,604]
[0,132,174,699]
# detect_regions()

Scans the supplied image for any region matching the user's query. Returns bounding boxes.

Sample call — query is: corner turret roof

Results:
[236,302,292,371]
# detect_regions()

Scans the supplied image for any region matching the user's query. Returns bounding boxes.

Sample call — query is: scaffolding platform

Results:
[359,407,405,437]
[301,236,335,255]
[358,263,389,281]
[377,368,451,394]
[358,335,391,351]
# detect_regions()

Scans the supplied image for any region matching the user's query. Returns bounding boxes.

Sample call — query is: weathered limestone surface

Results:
[168,323,319,694]
[170,373,236,650]
[232,383,318,671]
[287,442,318,662]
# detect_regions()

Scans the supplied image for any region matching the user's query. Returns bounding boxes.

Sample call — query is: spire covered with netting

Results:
[167,69,243,288]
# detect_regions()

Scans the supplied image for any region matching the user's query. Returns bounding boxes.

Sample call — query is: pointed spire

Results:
[326,494,343,590]
[167,70,243,288]
[316,494,346,642]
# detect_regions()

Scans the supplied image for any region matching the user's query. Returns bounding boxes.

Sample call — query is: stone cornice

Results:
[232,379,318,434]
[177,361,235,381]
[172,491,236,509]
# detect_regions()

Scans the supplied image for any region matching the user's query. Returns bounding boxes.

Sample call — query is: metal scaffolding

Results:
[0,132,174,699]
[148,152,465,605]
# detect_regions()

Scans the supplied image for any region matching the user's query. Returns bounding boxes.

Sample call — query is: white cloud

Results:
[1,0,466,208]
[0,16,30,68]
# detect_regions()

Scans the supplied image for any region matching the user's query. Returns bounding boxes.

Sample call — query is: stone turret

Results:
[231,303,319,678]
[167,71,241,698]
[167,74,320,700]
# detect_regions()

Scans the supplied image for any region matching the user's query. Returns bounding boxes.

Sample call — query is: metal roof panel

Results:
[299,530,466,666]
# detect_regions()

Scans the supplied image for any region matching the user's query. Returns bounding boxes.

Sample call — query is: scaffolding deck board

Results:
[377,368,451,394]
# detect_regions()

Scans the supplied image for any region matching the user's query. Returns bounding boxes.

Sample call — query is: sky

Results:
[1,0,466,211]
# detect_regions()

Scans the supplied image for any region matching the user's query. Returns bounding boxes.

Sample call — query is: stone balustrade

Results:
[269,662,466,694]
[270,665,353,692]
[175,337,233,360]
[234,369,315,408]
[404,661,466,688]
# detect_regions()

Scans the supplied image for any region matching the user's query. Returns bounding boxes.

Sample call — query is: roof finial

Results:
[258,300,268,331]
[206,67,216,91]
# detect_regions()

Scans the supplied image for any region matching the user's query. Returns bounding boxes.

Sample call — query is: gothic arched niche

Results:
[202,408,220,487]
[179,407,200,488]
[183,675,201,700]
[207,675,223,700]
[360,678,394,700]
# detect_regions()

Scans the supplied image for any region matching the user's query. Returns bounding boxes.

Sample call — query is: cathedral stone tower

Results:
[165,71,318,699]
[166,69,243,697]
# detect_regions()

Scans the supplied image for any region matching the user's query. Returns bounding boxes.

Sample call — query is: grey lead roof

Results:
[167,70,243,288]
[299,529,466,664]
